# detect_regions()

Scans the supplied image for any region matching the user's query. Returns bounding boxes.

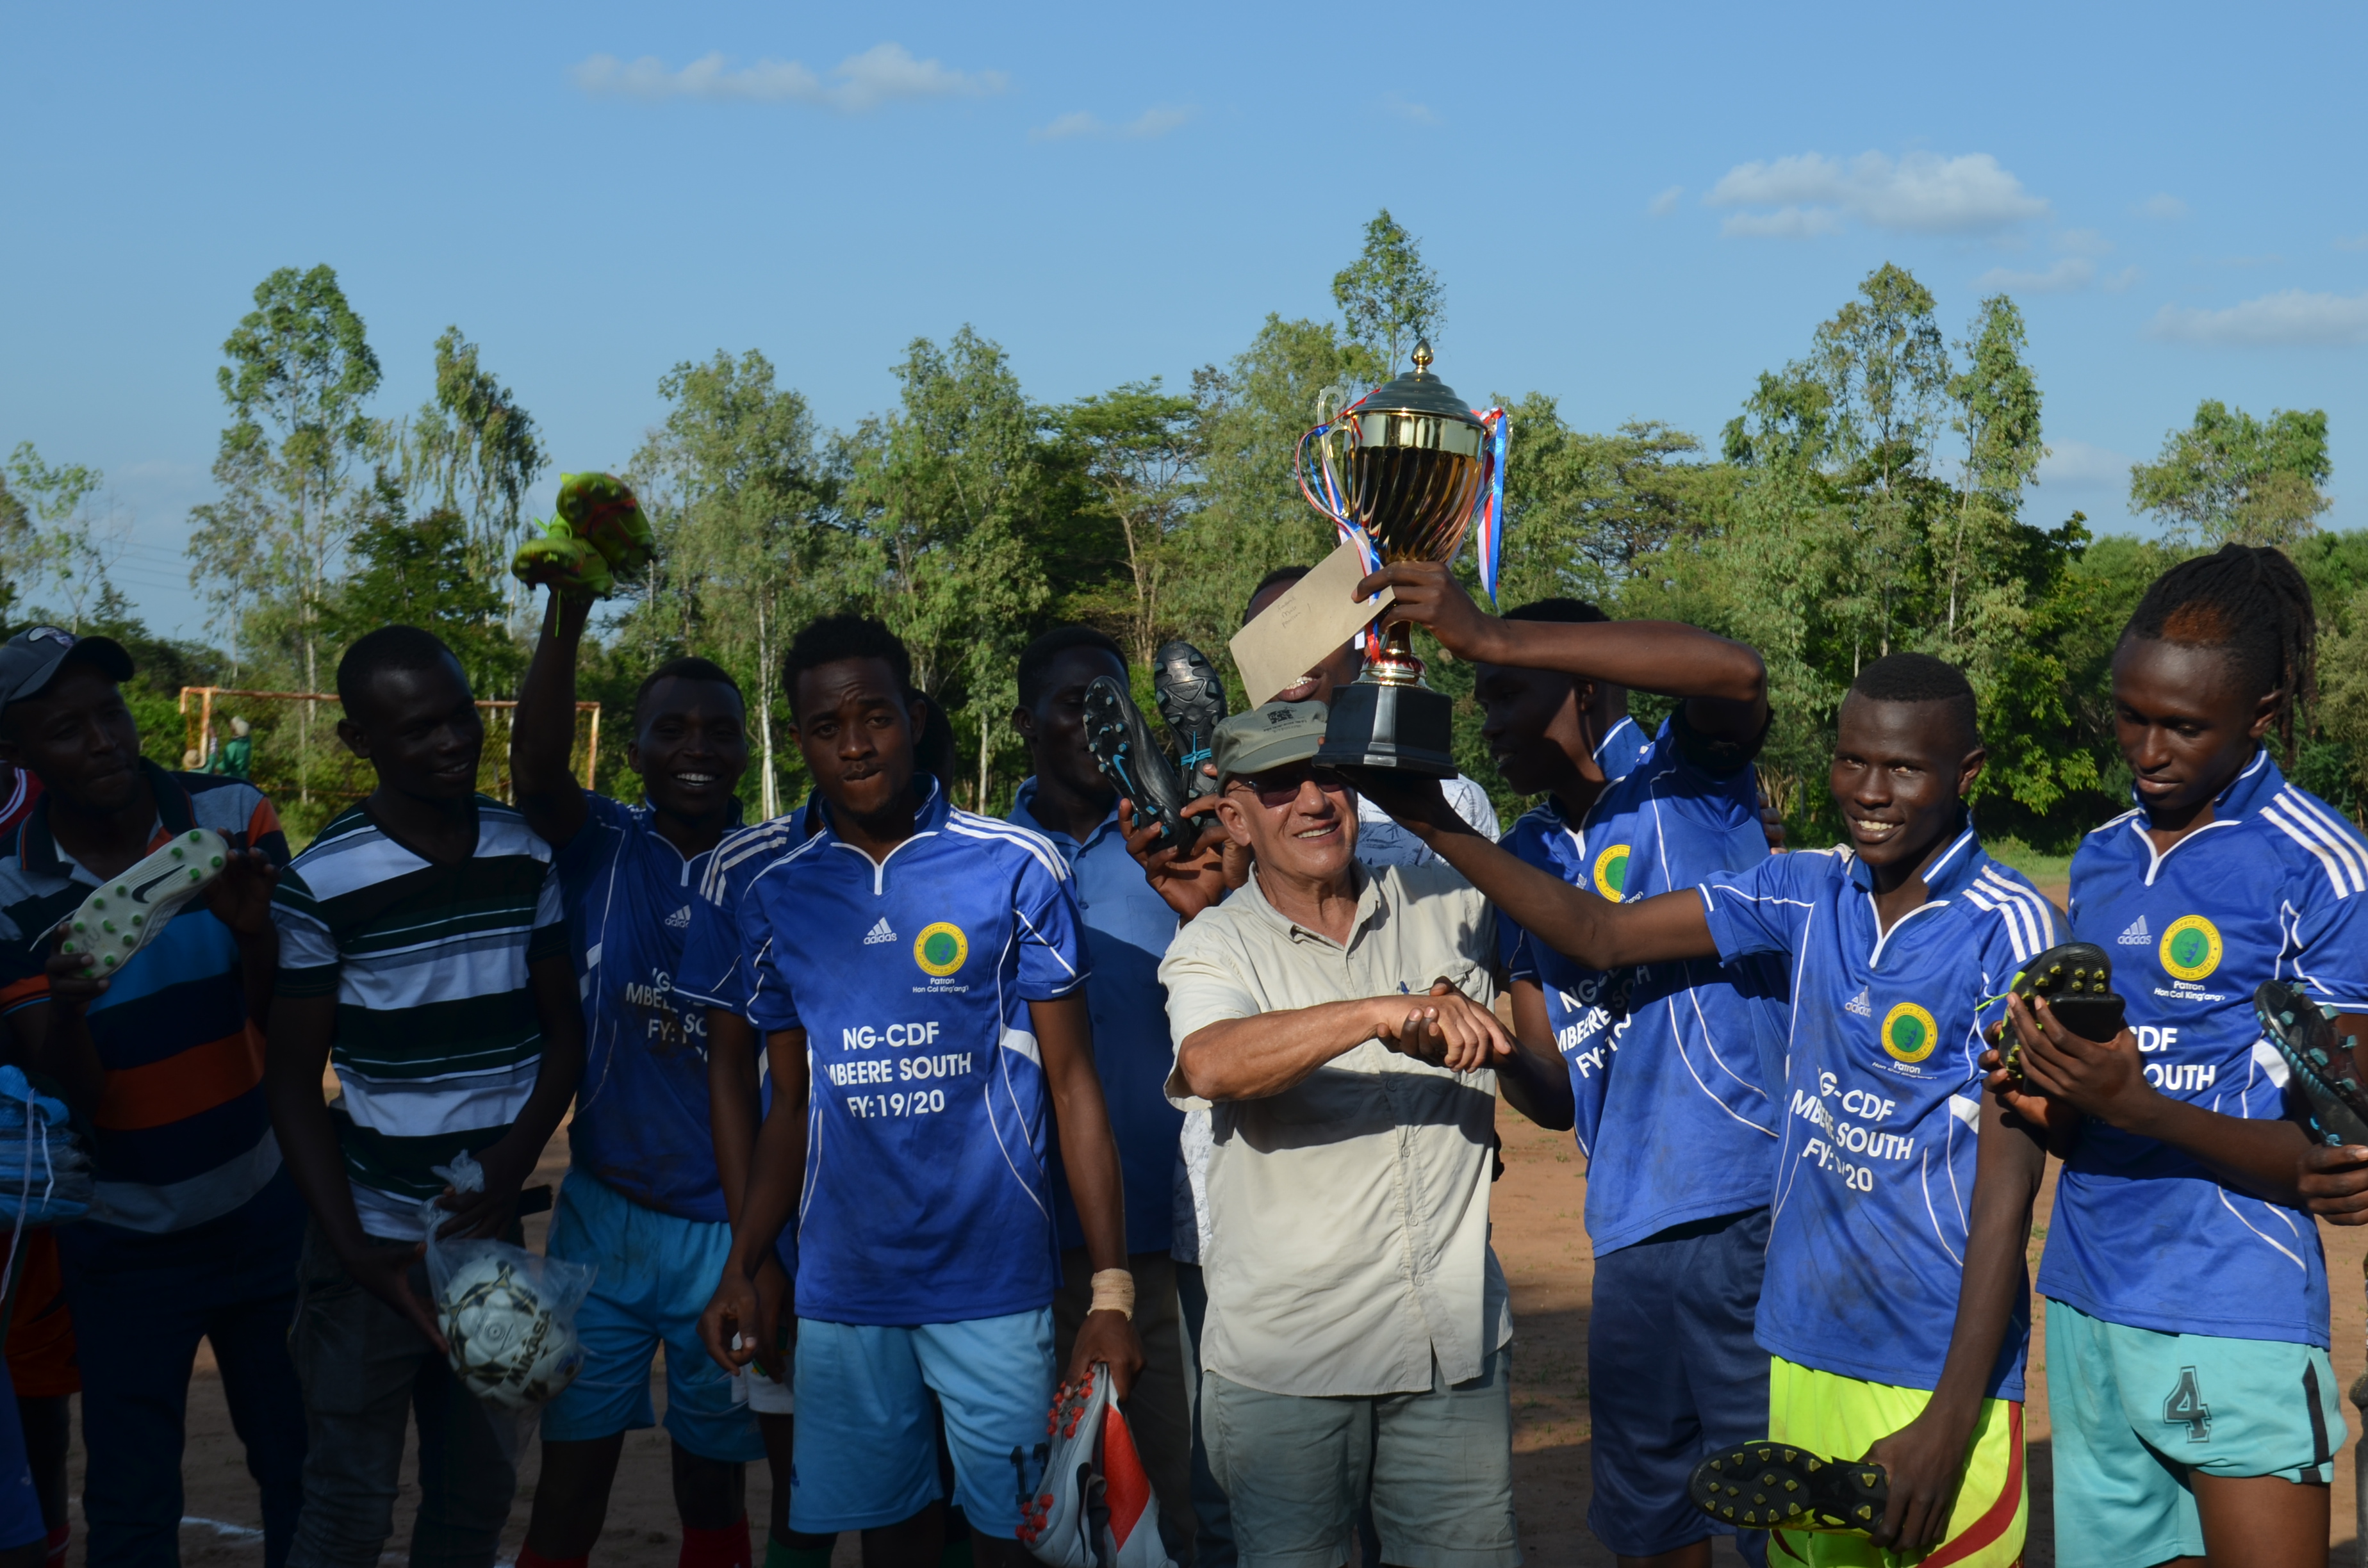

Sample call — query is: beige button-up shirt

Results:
[1161,861,1513,1398]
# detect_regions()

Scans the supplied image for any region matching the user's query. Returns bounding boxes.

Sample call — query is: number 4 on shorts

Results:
[2163,1365,2211,1443]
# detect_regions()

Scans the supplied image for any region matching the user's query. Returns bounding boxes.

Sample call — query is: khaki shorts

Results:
[1203,1346,1520,1568]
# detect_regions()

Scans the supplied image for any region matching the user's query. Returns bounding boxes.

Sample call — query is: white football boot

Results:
[58,828,231,972]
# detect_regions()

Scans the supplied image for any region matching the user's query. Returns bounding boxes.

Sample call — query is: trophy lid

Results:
[1360,341,1481,427]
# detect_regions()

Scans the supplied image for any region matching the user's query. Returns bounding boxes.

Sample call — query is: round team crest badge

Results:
[914,922,969,977]
[1593,844,1631,900]
[2158,915,2223,983]
[1881,1001,1940,1064]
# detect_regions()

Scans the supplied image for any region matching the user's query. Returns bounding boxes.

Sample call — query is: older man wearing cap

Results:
[1158,700,1564,1568]
[0,626,306,1566]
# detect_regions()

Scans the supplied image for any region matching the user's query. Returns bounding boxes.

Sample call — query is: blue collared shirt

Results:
[2040,749,2368,1348]
[1011,778,1183,1256]
[1699,821,2059,1397]
[1499,719,1786,1252]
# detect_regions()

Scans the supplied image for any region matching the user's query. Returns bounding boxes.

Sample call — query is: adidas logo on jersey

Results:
[664,905,692,929]
[1845,988,1872,1017]
[862,917,899,946]
[2117,915,2150,947]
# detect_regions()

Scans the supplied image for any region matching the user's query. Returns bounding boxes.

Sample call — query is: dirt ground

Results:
[83,1001,2368,1565]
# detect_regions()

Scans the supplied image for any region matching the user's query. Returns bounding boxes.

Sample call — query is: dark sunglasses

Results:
[1229,762,1352,805]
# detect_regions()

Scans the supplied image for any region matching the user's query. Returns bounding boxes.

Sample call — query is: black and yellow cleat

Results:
[1688,1442,1889,1534]
[1998,941,2125,1076]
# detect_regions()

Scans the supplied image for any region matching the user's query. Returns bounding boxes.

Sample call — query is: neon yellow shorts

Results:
[1765,1357,2027,1567]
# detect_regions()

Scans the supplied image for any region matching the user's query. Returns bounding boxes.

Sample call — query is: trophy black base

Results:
[1313,680,1459,778]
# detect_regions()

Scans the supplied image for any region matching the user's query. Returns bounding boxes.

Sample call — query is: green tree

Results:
[398,326,548,595]
[1171,316,1376,661]
[186,265,384,801]
[1056,381,1201,665]
[2129,400,2331,546]
[1331,209,1445,378]
[841,327,1060,810]
[3,443,116,630]
[629,350,837,817]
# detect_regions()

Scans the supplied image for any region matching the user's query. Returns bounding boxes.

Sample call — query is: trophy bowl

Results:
[1297,342,1499,777]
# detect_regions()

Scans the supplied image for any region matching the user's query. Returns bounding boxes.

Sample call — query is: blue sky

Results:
[4,1,2364,641]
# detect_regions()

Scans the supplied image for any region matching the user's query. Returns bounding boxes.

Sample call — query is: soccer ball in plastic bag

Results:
[437,1255,584,1409]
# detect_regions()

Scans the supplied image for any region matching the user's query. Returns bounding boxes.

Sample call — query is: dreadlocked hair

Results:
[2121,543,2317,751]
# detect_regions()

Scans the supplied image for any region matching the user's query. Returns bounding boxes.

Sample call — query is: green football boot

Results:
[555,472,655,575]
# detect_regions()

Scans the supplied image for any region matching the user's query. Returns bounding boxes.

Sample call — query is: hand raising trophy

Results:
[1295,341,1507,776]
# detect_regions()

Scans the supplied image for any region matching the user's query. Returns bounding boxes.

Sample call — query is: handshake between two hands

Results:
[1376,979,1509,1074]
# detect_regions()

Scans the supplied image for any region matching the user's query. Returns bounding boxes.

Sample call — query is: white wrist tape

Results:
[1089,1268,1136,1319]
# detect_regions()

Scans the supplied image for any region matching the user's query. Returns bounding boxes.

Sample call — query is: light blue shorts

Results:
[540,1168,764,1463]
[790,1309,1055,1537]
[2046,1298,2343,1568]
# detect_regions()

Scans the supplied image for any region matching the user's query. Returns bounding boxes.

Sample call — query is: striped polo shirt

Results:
[272,796,567,1241]
[0,763,290,1239]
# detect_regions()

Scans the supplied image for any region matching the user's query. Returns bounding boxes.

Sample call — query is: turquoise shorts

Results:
[790,1309,1055,1537]
[2046,1298,2342,1568]
[540,1169,764,1462]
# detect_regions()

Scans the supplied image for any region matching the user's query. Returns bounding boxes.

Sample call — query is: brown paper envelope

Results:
[1228,541,1394,708]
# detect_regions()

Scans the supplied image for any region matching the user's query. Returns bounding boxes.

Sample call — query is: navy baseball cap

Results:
[0,626,135,710]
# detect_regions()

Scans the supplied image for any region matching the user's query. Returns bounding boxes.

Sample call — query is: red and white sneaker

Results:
[1016,1363,1172,1568]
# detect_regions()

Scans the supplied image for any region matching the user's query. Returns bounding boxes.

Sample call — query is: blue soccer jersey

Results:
[1499,719,1786,1252]
[677,803,823,1024]
[1698,826,2059,1398]
[557,792,740,1221]
[1595,714,1652,783]
[2037,751,2368,1348]
[736,778,1090,1326]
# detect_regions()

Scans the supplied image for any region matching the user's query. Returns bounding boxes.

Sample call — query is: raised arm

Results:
[511,589,592,849]
[1345,772,1721,971]
[1360,561,1768,740]
[1862,1094,2044,1553]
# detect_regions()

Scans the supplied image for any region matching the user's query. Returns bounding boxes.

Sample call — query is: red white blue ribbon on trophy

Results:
[1471,405,1508,604]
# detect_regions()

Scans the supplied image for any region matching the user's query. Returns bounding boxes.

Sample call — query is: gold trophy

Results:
[1295,341,1506,777]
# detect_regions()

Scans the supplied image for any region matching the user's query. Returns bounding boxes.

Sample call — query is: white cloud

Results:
[1030,105,1193,143]
[2037,439,2133,487]
[2102,266,2141,292]
[2337,233,2368,252]
[1705,150,2047,237]
[2146,288,2368,347]
[1383,95,1441,126]
[1973,257,2095,293]
[1720,206,1845,240]
[2137,193,2189,220]
[1647,185,1683,218]
[570,44,1006,111]
[2055,228,2113,257]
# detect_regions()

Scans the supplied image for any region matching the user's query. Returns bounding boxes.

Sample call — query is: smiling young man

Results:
[696,614,1141,1568]
[1993,546,2368,1568]
[267,625,585,1568]
[0,626,304,1568]
[506,587,771,1568]
[1358,563,1784,1568]
[1362,652,2055,1567]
